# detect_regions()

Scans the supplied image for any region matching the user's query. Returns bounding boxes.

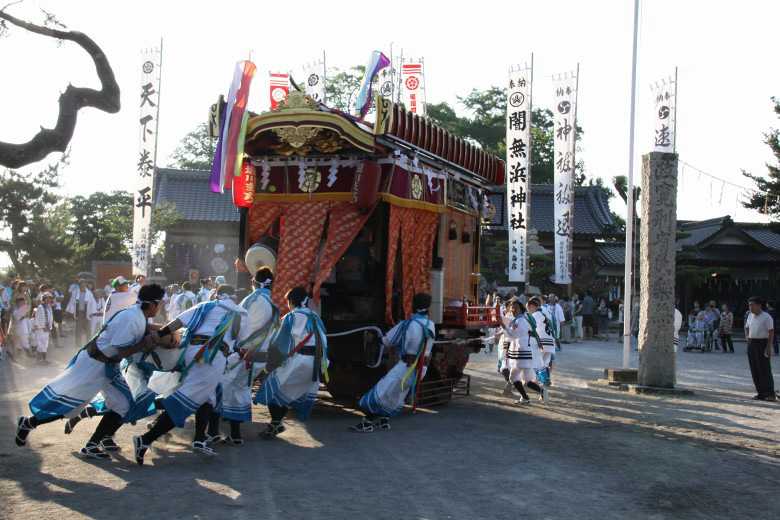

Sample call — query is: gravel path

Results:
[1,336,778,520]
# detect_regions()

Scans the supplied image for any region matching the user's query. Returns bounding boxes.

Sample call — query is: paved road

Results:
[1,337,778,520]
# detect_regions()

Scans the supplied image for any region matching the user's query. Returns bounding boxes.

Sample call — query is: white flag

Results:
[552,69,578,285]
[506,66,533,283]
[133,46,162,277]
[302,57,326,103]
[401,60,426,116]
[651,74,676,153]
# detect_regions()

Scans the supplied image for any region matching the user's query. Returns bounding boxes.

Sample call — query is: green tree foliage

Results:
[324,66,364,113]
[743,97,780,219]
[168,123,214,171]
[0,157,180,283]
[427,87,584,184]
[0,155,69,278]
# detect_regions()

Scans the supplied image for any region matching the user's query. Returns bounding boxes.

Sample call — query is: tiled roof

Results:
[595,216,780,268]
[487,185,617,236]
[595,242,626,266]
[744,228,780,251]
[154,168,240,223]
[676,217,729,248]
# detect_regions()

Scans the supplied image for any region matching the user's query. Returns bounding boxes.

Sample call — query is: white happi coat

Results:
[162,298,249,427]
[103,290,137,324]
[90,297,106,335]
[255,307,328,420]
[221,288,277,423]
[28,305,147,420]
[358,314,436,417]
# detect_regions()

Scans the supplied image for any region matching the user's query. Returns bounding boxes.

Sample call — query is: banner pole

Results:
[672,65,678,153]
[622,0,640,368]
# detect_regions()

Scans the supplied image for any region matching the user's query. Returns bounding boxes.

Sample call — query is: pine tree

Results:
[743,97,780,219]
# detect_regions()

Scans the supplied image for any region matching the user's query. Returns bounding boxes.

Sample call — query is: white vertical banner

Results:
[505,62,533,283]
[401,59,426,116]
[651,71,677,153]
[552,67,579,285]
[133,45,162,277]
[302,55,326,103]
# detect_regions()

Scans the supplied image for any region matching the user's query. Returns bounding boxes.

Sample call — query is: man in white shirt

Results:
[15,285,164,459]
[744,296,776,401]
[103,276,136,324]
[197,278,213,303]
[133,285,249,465]
[174,282,197,315]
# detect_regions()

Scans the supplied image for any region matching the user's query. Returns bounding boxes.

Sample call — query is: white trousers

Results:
[34,331,50,353]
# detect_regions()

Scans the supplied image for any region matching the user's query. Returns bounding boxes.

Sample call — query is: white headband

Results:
[415,308,429,313]
[301,296,310,307]
[255,279,272,289]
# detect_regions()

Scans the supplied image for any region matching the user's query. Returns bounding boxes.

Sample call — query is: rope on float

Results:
[325,326,386,368]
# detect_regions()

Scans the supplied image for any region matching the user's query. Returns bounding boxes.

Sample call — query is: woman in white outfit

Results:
[502,298,545,404]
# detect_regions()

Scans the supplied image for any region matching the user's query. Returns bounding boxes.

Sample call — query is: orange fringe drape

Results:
[271,202,330,309]
[312,202,376,303]
[384,205,439,324]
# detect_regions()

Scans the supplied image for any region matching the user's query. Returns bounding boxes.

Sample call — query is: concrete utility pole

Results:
[637,152,678,388]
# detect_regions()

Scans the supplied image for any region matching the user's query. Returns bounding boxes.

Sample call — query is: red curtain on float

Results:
[246,203,284,245]
[312,202,376,303]
[384,205,439,324]
[272,202,330,309]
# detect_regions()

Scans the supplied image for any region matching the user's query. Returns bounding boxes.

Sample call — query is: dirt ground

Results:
[1,333,779,520]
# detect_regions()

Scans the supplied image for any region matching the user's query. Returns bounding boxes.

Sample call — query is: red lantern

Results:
[232,160,256,208]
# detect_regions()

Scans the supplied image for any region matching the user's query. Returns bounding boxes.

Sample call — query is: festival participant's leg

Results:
[64,404,104,434]
[192,403,217,455]
[36,332,50,364]
[80,374,133,457]
[264,404,288,438]
[510,368,530,405]
[16,350,103,446]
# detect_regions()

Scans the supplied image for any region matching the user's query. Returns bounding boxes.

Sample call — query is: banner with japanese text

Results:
[552,69,578,285]
[505,66,532,282]
[651,74,676,153]
[401,61,426,116]
[302,58,326,103]
[269,72,289,110]
[133,46,161,277]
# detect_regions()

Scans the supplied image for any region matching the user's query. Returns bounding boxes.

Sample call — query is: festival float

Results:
[213,87,505,406]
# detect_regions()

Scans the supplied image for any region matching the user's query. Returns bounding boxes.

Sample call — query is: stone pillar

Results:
[638,152,678,388]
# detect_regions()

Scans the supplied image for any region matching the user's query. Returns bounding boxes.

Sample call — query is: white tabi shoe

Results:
[538,387,546,403]
[515,398,531,405]
[192,440,217,456]
[224,436,244,446]
[349,420,375,433]
[377,418,391,431]
[15,417,34,447]
[99,436,121,452]
[205,434,224,445]
[79,442,111,460]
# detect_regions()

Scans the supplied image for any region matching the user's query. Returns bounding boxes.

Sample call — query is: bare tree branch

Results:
[0,7,120,168]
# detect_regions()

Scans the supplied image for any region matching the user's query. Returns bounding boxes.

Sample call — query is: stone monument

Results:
[638,152,678,388]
